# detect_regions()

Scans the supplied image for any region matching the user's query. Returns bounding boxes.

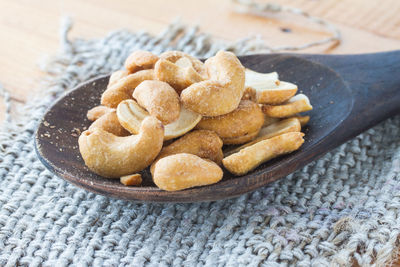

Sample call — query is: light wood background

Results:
[0,0,399,265]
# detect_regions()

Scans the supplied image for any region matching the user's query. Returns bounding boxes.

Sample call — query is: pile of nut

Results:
[78,50,312,191]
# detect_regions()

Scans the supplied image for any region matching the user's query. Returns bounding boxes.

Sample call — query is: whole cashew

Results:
[124,50,159,73]
[132,80,180,124]
[79,116,164,178]
[101,69,154,108]
[88,110,130,136]
[150,129,224,174]
[180,51,245,116]
[154,59,203,93]
[117,99,201,140]
[196,100,264,142]
[159,50,207,78]
[152,153,223,191]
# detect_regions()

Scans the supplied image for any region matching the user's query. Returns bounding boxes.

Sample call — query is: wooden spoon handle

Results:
[299,51,400,142]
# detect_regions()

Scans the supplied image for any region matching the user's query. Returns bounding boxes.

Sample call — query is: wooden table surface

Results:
[1,0,399,265]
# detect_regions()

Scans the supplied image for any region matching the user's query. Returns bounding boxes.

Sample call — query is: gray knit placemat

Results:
[1,20,400,267]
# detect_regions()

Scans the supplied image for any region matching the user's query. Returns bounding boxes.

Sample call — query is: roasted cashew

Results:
[291,115,310,127]
[79,116,164,178]
[101,69,154,108]
[108,70,129,88]
[223,132,305,176]
[159,50,207,77]
[88,110,130,136]
[195,100,264,142]
[132,80,180,124]
[87,106,114,121]
[150,130,223,174]
[225,117,301,156]
[117,99,201,140]
[152,153,223,191]
[221,131,259,145]
[120,173,142,186]
[180,51,245,116]
[154,59,203,93]
[124,50,159,73]
[262,94,312,118]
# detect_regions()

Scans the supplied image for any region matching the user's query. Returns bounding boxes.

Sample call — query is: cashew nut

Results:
[242,86,257,101]
[180,51,245,116]
[117,99,201,140]
[195,100,264,143]
[152,153,223,191]
[150,129,223,174]
[87,105,114,121]
[245,69,300,105]
[291,115,310,127]
[225,117,301,156]
[262,94,313,118]
[132,80,180,124]
[160,50,207,77]
[256,81,298,105]
[79,116,164,178]
[154,59,203,93]
[88,110,130,136]
[221,131,259,145]
[124,50,159,73]
[101,69,154,108]
[108,70,129,88]
[223,132,305,176]
[262,115,280,127]
[120,173,142,186]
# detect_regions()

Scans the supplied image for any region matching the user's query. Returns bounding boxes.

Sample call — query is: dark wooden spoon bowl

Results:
[35,51,400,202]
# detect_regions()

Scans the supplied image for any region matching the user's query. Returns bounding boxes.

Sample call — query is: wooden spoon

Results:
[35,51,400,202]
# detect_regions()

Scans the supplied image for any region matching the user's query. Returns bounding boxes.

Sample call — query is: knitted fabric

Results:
[0,21,399,267]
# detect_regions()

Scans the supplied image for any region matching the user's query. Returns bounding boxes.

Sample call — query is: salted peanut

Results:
[196,100,264,140]
[133,80,180,124]
[223,132,305,176]
[263,114,280,127]
[117,99,201,140]
[160,50,207,77]
[181,51,245,116]
[153,153,223,191]
[225,118,301,156]
[88,111,130,136]
[120,174,142,186]
[291,115,310,127]
[222,130,259,145]
[262,94,313,118]
[108,70,129,88]
[154,59,203,93]
[101,69,154,108]
[124,50,159,73]
[79,116,164,178]
[87,106,114,121]
[151,130,223,174]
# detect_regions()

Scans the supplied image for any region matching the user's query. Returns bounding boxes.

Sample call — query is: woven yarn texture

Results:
[0,22,400,267]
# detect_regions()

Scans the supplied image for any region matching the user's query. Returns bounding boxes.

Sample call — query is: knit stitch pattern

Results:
[0,21,399,267]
